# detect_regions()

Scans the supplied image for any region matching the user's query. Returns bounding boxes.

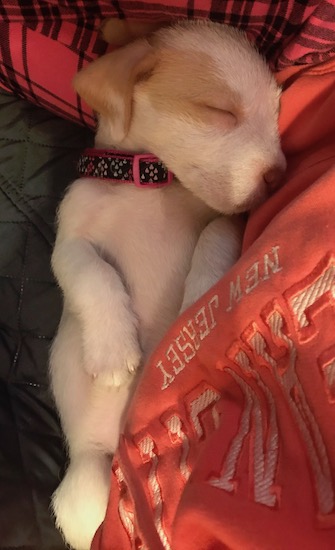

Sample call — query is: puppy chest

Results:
[105,203,199,288]
[98,192,202,320]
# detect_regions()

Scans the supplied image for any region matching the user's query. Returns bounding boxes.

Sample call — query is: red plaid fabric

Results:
[1,0,334,126]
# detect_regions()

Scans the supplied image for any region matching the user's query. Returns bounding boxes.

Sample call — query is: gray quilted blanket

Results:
[0,90,93,549]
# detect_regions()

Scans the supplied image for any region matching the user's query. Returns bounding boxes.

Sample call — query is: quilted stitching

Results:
[0,91,93,548]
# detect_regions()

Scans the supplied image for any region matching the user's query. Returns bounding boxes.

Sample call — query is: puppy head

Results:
[74,20,286,214]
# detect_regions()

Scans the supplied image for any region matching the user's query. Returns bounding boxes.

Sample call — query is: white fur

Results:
[50,20,285,549]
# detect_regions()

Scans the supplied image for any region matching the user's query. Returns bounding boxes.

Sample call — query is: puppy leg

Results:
[180,216,244,312]
[50,313,133,549]
[52,237,142,387]
[52,453,111,550]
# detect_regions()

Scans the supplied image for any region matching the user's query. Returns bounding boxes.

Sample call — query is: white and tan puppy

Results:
[50,20,286,549]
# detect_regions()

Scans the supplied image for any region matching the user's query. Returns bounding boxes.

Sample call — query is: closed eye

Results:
[204,105,237,129]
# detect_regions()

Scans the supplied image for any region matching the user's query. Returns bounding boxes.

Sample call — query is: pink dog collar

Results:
[77,148,174,189]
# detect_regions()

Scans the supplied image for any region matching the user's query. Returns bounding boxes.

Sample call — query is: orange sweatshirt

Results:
[92,57,335,550]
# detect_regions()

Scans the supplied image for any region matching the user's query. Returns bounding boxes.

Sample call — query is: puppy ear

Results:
[73,39,156,142]
[100,18,163,46]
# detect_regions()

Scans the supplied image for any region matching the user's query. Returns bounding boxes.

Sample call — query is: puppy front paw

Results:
[82,313,142,387]
[89,339,142,387]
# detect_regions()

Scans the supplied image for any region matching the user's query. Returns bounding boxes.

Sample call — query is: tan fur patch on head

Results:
[139,48,242,127]
[73,38,156,142]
